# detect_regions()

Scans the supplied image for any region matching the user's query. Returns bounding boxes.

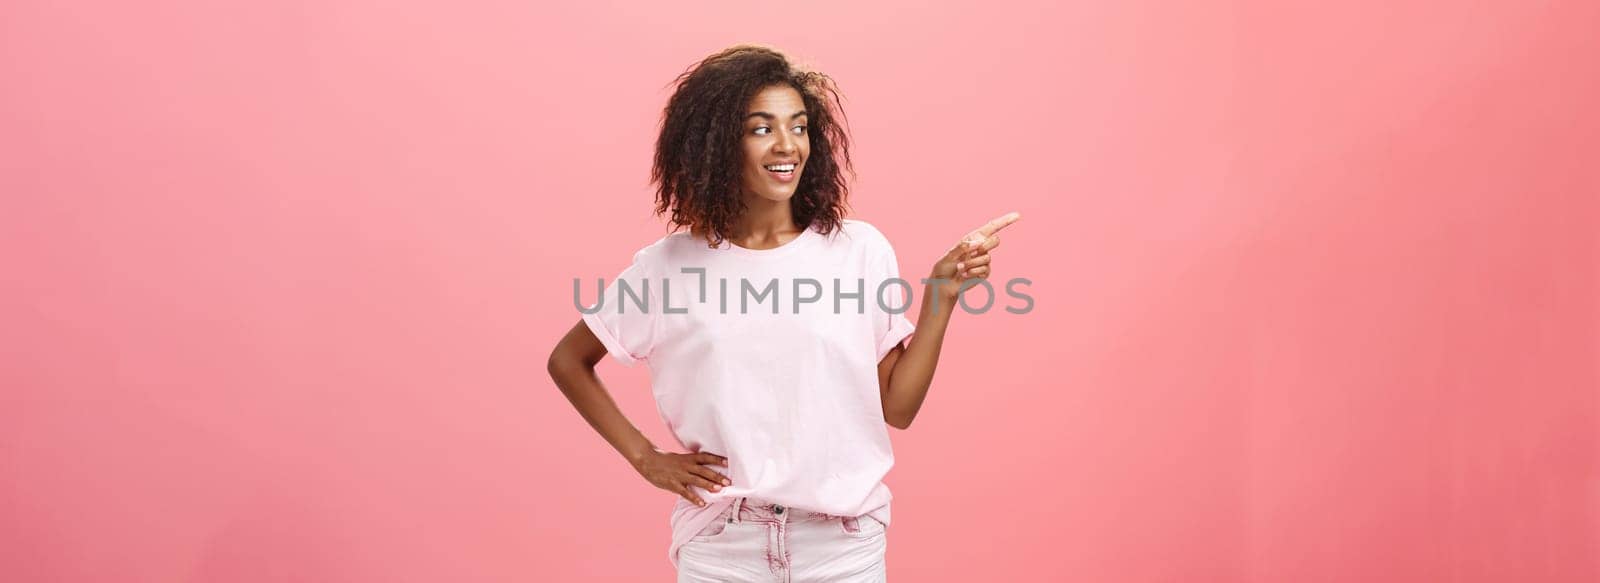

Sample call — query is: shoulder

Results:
[619,231,681,267]
[626,230,726,268]
[835,219,897,255]
[837,218,891,246]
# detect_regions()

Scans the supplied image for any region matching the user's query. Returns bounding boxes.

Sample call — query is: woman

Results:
[547,44,1019,582]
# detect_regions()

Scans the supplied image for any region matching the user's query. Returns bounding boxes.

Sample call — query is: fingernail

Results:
[722,479,731,486]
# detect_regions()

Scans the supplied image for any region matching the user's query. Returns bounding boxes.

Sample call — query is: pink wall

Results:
[3,1,1596,581]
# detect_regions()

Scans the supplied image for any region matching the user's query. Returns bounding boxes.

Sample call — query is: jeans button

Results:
[773,505,784,514]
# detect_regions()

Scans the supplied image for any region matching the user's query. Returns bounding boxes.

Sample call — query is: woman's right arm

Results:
[546,320,731,507]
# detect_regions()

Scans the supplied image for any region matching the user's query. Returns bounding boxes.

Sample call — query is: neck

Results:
[729,196,802,249]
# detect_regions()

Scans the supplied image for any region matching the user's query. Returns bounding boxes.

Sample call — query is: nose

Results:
[773,129,798,155]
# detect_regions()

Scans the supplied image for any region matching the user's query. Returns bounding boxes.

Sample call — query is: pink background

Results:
[3,0,1597,581]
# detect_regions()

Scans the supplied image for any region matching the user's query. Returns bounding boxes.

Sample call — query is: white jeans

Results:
[676,497,888,583]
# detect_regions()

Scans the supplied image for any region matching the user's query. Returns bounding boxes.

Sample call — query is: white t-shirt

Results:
[580,219,917,567]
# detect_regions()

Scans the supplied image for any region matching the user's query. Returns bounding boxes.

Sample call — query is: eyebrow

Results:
[745,110,809,121]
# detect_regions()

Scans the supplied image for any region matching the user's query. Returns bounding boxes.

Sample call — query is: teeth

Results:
[764,164,796,172]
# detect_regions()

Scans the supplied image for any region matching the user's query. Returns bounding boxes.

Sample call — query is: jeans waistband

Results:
[727,497,840,524]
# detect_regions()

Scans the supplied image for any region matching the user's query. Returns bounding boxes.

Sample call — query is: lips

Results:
[763,162,799,183]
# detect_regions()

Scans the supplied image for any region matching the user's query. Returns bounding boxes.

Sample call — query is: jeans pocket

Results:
[840,515,885,538]
[689,513,733,542]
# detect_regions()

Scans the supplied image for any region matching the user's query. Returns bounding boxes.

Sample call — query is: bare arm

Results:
[877,282,954,429]
[547,320,731,506]
[879,212,1021,429]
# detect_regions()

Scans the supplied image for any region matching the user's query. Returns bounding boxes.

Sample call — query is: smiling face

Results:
[739,84,811,204]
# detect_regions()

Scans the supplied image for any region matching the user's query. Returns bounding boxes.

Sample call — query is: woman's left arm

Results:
[879,212,1021,429]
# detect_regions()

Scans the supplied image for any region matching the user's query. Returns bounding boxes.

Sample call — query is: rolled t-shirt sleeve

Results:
[580,246,660,367]
[868,237,918,362]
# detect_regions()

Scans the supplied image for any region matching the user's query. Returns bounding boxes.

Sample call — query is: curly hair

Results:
[652,45,853,248]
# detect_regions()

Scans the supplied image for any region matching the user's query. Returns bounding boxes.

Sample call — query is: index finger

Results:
[974,211,1022,238]
[694,452,728,466]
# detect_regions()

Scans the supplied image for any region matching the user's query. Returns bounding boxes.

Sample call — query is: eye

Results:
[792,125,807,135]
[752,126,771,136]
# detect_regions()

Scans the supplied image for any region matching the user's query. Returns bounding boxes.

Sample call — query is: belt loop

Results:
[730,497,744,524]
